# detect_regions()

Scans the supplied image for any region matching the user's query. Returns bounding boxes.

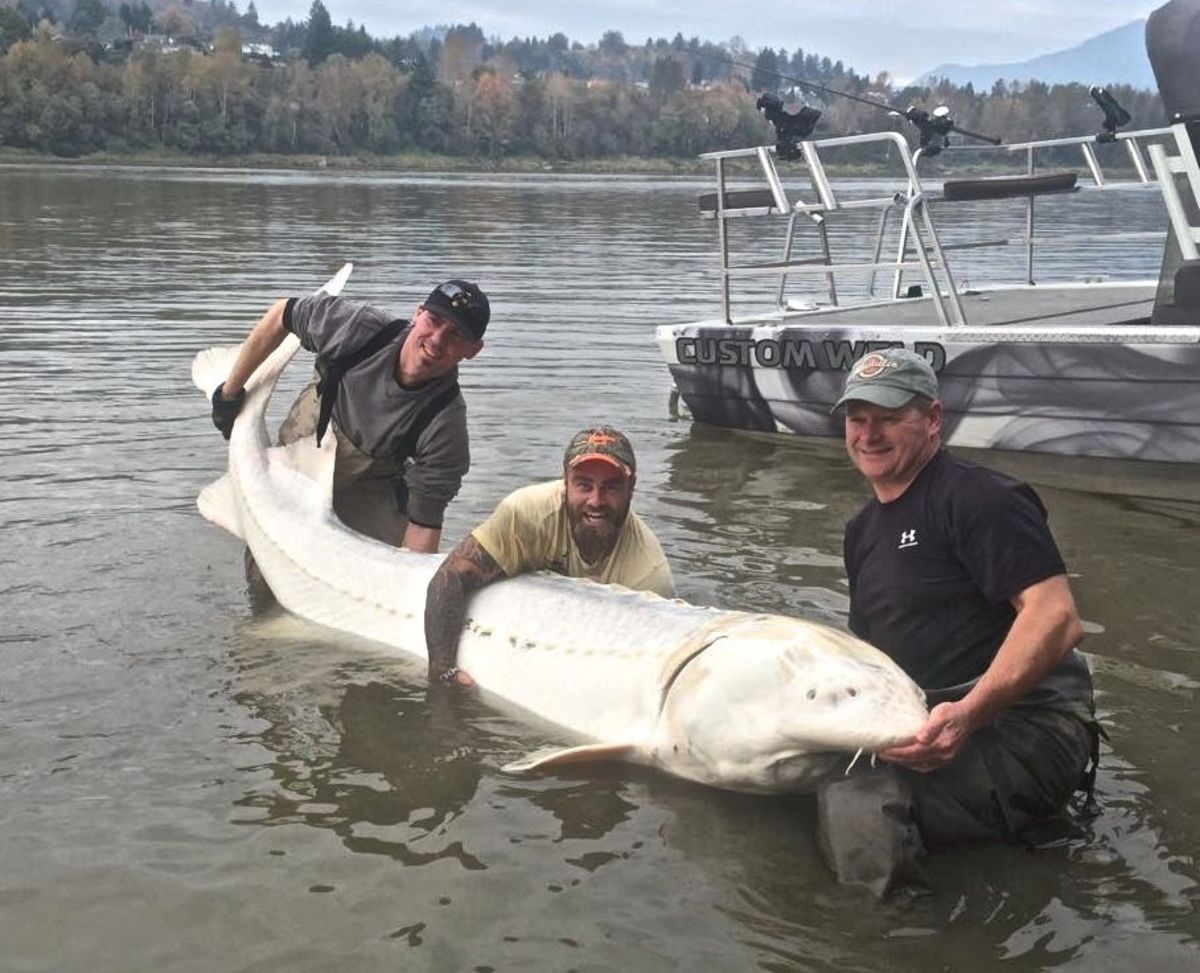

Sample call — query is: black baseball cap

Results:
[423,279,490,341]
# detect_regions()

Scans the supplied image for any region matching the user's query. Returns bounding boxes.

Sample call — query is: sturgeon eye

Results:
[847,688,858,697]
[806,689,816,700]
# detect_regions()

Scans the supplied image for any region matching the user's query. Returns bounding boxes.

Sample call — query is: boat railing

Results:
[698,123,1194,327]
[911,126,1177,292]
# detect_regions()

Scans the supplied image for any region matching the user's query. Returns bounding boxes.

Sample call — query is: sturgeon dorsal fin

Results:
[501,742,640,774]
[197,473,244,539]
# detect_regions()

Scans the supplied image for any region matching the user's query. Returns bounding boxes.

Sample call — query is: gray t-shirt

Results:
[283,292,469,528]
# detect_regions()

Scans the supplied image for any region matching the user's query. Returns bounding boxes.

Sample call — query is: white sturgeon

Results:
[191,265,928,793]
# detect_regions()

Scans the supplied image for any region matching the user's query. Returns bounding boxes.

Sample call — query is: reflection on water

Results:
[1,164,1198,971]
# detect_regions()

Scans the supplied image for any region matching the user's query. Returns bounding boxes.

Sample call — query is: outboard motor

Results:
[1147,0,1200,127]
[1147,0,1200,323]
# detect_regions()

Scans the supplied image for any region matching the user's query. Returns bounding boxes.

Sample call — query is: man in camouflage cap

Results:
[424,425,675,686]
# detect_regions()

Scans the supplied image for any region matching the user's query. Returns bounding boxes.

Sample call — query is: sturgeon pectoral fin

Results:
[502,743,639,774]
[198,473,244,539]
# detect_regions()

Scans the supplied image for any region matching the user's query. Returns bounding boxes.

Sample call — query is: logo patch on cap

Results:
[853,352,890,379]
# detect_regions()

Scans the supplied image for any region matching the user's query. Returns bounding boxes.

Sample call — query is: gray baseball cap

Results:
[831,348,939,412]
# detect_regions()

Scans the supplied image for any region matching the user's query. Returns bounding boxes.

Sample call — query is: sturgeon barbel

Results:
[191,265,928,793]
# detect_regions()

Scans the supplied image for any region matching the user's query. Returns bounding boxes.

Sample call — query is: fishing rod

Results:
[708,54,1002,159]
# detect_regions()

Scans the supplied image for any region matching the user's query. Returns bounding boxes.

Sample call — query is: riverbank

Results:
[0,147,716,176]
[2,146,1109,179]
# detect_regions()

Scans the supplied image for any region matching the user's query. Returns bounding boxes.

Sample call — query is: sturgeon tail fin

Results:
[192,345,243,400]
[190,261,352,401]
[322,262,353,296]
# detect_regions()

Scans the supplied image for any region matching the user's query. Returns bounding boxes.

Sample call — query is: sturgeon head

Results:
[647,613,928,793]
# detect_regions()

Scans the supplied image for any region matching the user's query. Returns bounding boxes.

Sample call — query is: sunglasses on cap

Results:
[435,281,472,308]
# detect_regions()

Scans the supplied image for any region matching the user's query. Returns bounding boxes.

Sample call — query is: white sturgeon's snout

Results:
[650,615,928,793]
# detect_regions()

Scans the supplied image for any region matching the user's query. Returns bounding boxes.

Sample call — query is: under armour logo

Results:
[898,529,918,549]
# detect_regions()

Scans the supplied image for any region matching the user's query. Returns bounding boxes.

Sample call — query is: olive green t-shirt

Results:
[471,480,675,598]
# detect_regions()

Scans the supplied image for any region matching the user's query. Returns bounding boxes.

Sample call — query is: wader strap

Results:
[314,318,408,446]
[1079,719,1107,816]
[388,381,461,522]
[393,382,461,463]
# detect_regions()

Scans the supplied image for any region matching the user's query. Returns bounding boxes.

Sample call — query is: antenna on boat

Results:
[1089,86,1132,142]
[711,54,1002,152]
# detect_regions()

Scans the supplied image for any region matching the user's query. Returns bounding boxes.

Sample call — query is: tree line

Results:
[0,0,1166,162]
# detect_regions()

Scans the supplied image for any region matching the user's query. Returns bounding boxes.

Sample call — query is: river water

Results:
[1,163,1197,971]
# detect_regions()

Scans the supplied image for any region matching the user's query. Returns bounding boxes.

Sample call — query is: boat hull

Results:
[659,293,1200,466]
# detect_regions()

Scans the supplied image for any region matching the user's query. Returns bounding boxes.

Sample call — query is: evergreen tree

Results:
[751,48,780,92]
[650,56,684,97]
[302,0,333,66]
[598,29,626,57]
[68,0,106,35]
[0,6,31,53]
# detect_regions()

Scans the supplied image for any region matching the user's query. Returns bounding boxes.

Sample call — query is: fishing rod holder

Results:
[1090,86,1133,143]
[756,93,822,161]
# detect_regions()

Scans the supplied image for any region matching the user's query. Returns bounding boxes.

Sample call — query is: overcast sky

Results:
[250,1,1164,80]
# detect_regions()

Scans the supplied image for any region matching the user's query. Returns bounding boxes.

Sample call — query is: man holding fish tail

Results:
[824,348,1100,898]
[425,426,674,686]
[211,278,490,555]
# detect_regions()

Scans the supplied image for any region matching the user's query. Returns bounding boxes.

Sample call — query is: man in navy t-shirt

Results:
[821,348,1098,897]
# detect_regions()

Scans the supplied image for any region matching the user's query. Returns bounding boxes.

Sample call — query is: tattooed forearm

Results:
[424,534,505,677]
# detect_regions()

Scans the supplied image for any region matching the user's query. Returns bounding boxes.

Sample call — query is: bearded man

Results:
[423,426,675,686]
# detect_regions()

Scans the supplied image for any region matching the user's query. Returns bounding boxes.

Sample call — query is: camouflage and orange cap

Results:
[563,426,636,477]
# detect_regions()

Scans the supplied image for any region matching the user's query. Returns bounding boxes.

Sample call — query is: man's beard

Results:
[568,502,629,564]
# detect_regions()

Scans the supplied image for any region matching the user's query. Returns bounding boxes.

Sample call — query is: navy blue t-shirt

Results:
[843,450,1066,691]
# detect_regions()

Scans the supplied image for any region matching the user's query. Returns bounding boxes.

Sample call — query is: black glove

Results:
[211,382,245,440]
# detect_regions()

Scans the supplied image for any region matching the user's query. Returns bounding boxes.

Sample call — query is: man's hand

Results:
[211,382,245,440]
[209,299,291,440]
[879,700,975,772]
[882,574,1084,774]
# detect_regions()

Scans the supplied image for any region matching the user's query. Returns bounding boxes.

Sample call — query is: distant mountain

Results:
[917,19,1156,90]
